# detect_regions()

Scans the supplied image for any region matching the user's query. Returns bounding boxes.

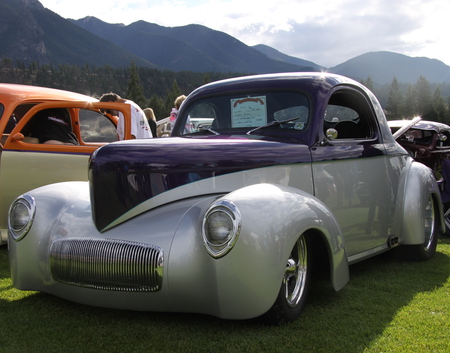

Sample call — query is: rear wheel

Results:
[409,196,438,261]
[265,233,311,324]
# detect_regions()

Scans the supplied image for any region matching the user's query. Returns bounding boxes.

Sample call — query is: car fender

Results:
[169,183,349,319]
[8,181,92,290]
[395,160,444,244]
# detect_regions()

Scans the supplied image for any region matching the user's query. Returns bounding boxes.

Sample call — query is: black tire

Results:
[408,195,438,261]
[443,206,450,236]
[264,233,311,324]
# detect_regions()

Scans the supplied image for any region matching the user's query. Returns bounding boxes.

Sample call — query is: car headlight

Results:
[8,194,36,241]
[202,200,241,258]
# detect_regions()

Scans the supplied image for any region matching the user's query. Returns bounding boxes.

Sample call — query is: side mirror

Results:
[326,128,338,140]
[11,133,25,142]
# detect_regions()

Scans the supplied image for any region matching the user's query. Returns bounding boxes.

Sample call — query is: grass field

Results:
[1,238,449,353]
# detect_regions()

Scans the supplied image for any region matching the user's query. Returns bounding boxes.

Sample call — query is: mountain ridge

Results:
[0,0,157,68]
[2,0,450,85]
[328,51,450,85]
[69,17,312,74]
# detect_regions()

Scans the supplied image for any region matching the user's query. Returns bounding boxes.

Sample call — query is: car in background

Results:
[8,73,443,323]
[388,119,450,176]
[156,116,171,137]
[389,119,450,236]
[156,116,214,137]
[0,83,140,244]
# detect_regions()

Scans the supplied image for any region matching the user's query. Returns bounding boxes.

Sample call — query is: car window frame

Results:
[175,90,312,138]
[3,101,131,152]
[323,87,380,144]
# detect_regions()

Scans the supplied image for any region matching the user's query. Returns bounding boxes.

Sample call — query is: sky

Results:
[37,0,450,68]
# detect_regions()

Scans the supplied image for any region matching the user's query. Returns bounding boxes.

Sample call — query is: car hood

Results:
[89,136,311,231]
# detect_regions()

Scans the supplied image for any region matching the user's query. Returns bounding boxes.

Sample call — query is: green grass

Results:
[1,238,449,353]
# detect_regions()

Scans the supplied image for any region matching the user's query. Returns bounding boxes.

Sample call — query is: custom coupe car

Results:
[388,119,450,175]
[0,84,141,244]
[8,73,443,323]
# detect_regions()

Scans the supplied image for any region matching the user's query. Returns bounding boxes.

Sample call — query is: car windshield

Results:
[176,91,310,136]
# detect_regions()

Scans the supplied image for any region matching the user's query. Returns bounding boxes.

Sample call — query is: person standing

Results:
[143,107,158,138]
[169,95,187,130]
[99,92,153,139]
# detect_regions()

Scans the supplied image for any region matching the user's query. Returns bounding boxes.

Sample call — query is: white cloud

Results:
[38,0,450,67]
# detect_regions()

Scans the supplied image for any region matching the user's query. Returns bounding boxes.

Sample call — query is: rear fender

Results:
[395,160,444,244]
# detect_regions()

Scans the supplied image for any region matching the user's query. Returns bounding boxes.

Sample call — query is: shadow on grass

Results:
[1,239,449,353]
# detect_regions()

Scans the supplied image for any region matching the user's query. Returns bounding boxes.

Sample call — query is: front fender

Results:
[170,183,349,319]
[8,181,91,290]
[396,160,444,244]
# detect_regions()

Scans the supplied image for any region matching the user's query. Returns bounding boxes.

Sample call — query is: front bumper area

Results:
[50,237,163,292]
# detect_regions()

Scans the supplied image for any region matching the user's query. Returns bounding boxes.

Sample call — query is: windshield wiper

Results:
[246,117,299,135]
[198,126,220,135]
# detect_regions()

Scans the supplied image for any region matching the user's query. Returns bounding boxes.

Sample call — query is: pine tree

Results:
[403,84,417,118]
[362,76,374,92]
[165,80,182,114]
[446,96,450,123]
[148,95,166,121]
[432,87,447,122]
[386,77,403,120]
[415,75,433,119]
[203,73,211,85]
[126,61,146,108]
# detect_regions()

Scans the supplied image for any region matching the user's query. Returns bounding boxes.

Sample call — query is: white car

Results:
[8,73,443,323]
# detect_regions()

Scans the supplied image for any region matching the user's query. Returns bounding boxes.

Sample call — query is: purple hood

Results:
[88,136,311,231]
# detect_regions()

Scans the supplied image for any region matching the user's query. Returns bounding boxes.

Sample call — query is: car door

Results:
[311,87,401,261]
[0,101,133,237]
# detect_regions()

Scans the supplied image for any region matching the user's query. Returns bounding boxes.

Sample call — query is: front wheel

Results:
[264,233,311,324]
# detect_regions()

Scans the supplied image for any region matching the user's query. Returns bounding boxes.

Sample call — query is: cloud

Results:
[39,0,450,67]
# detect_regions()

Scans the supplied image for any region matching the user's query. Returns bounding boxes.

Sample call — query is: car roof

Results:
[184,72,367,102]
[0,83,98,104]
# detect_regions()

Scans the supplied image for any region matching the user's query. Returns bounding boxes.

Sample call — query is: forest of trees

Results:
[361,75,450,124]
[2,57,450,124]
[0,58,241,120]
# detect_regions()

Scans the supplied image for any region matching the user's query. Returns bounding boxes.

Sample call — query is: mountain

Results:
[70,17,313,74]
[329,51,450,85]
[252,44,324,71]
[2,0,450,85]
[73,16,450,84]
[0,0,157,68]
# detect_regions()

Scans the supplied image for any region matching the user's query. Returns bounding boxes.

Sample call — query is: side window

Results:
[79,109,117,142]
[401,129,433,146]
[180,102,216,134]
[8,103,36,134]
[274,106,309,130]
[324,90,373,139]
[22,108,76,145]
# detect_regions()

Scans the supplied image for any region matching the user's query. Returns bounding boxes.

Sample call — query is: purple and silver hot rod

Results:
[8,73,443,323]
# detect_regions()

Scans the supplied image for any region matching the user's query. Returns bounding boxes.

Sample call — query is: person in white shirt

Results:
[99,92,153,139]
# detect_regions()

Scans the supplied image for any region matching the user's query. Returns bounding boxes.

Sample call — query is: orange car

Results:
[0,83,137,244]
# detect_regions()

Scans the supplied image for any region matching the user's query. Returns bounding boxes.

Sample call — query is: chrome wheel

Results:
[406,195,438,261]
[284,235,308,308]
[265,233,311,323]
[423,196,436,251]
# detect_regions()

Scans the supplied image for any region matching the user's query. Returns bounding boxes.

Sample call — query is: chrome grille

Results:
[50,238,163,292]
